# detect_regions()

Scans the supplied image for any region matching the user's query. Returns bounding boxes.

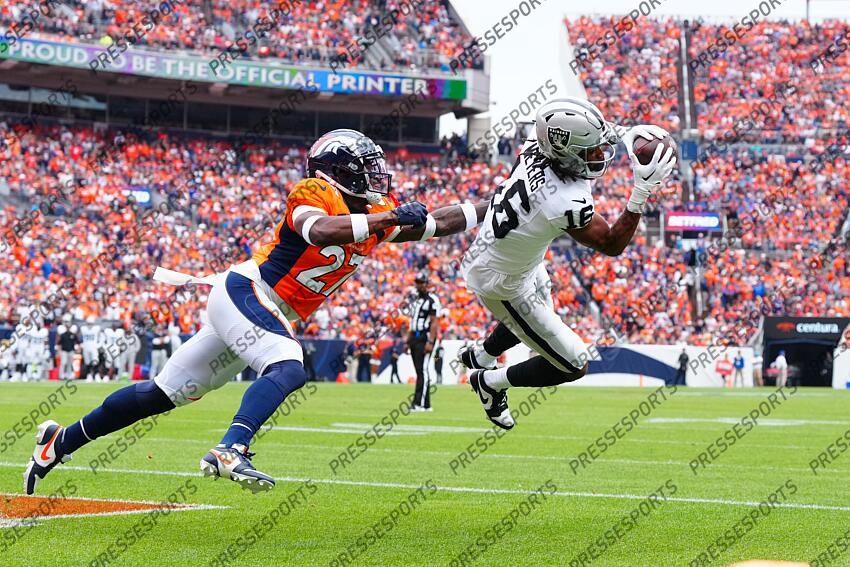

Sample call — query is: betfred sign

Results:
[666,211,722,232]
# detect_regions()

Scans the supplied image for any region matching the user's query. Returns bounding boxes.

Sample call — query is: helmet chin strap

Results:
[315,170,383,205]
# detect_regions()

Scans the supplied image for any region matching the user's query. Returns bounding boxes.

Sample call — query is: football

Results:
[633,133,678,165]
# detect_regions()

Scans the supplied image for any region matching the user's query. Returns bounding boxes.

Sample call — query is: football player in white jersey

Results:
[24,324,50,381]
[36,325,51,381]
[80,316,104,382]
[120,326,141,380]
[0,340,11,381]
[10,322,29,382]
[459,97,676,429]
[103,325,121,381]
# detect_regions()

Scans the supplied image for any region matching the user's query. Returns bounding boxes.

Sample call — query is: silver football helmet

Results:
[534,97,618,179]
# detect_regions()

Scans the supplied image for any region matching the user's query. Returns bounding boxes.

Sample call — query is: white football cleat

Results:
[23,420,72,495]
[200,444,275,494]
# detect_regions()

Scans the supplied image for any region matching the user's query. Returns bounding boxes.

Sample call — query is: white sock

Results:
[483,367,511,391]
[474,346,497,369]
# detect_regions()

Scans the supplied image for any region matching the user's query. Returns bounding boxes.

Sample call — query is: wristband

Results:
[460,203,478,231]
[626,200,644,214]
[626,184,650,214]
[351,214,369,243]
[301,215,321,245]
[626,194,645,214]
[385,226,402,242]
[418,214,437,241]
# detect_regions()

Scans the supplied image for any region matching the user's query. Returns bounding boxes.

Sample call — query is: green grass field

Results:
[1,381,849,566]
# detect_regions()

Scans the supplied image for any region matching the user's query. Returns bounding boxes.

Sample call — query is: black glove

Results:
[392,201,428,227]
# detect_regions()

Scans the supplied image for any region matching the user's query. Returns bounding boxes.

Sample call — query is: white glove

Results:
[627,141,677,214]
[618,124,670,162]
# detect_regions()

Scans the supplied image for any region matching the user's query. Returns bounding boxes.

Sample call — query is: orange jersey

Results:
[253,178,397,320]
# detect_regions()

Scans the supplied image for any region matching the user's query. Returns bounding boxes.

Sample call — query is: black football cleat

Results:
[469,370,515,430]
[201,444,275,494]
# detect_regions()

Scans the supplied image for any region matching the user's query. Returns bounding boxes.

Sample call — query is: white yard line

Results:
[126,438,849,474]
[0,462,847,512]
[331,422,489,433]
[213,426,426,435]
[675,392,841,398]
[203,424,830,450]
[646,417,850,426]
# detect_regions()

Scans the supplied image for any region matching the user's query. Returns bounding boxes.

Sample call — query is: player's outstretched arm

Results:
[568,135,676,256]
[293,202,428,246]
[567,210,641,257]
[388,201,488,243]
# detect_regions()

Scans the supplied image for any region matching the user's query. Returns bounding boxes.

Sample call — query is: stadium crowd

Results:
[688,19,850,143]
[1,119,847,351]
[564,15,850,344]
[566,17,850,143]
[0,0,474,73]
[564,16,682,133]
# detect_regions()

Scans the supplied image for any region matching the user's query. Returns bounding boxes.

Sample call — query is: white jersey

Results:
[81,324,103,348]
[33,328,49,352]
[22,327,49,360]
[463,142,594,297]
[103,328,118,348]
[13,324,31,352]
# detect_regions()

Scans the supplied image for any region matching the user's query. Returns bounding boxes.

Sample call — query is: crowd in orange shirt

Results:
[689,19,850,143]
[1,120,846,349]
[2,14,850,346]
[566,17,850,142]
[563,16,850,345]
[564,16,681,133]
[0,0,473,73]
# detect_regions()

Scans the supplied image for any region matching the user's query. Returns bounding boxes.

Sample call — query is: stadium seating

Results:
[688,19,850,143]
[564,16,682,133]
[2,120,846,347]
[2,15,849,347]
[0,0,475,72]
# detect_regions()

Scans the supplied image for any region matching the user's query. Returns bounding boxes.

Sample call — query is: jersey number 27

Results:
[295,246,366,296]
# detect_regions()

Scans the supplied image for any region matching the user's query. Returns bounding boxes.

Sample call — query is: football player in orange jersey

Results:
[24,129,488,494]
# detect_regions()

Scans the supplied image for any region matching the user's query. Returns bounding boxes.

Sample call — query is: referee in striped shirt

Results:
[407,271,440,411]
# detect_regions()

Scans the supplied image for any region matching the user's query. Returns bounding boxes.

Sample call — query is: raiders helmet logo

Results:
[547,127,571,150]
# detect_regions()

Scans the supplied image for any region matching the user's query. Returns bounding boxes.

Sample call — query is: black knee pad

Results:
[261,360,307,395]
